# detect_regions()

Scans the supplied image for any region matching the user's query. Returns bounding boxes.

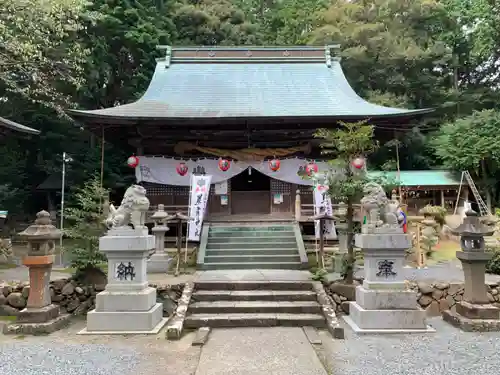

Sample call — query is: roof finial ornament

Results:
[326,44,341,66]
[324,46,332,68]
[156,45,172,68]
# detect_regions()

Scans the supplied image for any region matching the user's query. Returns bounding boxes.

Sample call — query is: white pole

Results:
[59,152,66,266]
[184,173,193,265]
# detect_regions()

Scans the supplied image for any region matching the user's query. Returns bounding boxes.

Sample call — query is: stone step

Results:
[204,254,301,263]
[189,301,322,314]
[191,290,317,302]
[204,248,299,256]
[209,226,294,233]
[209,231,295,238]
[200,262,302,270]
[206,240,297,248]
[194,281,314,291]
[184,313,326,328]
[207,236,296,244]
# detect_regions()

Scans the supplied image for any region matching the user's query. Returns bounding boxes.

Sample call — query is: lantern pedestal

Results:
[343,232,435,334]
[79,227,167,335]
[148,225,173,273]
[442,251,500,331]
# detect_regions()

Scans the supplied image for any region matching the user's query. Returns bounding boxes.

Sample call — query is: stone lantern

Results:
[3,211,70,335]
[147,204,172,273]
[442,208,500,331]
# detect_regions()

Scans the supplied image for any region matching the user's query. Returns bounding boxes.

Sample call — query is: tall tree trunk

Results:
[345,198,355,284]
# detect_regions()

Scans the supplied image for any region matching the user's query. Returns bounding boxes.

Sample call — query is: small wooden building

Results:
[67,46,432,221]
[0,116,40,139]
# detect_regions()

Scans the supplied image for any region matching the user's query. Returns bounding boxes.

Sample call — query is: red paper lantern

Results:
[352,157,365,169]
[269,158,281,172]
[218,158,231,172]
[176,162,188,176]
[305,163,318,176]
[127,155,139,168]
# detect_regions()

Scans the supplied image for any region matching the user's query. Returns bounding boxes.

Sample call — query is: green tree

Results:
[64,175,108,275]
[431,109,500,209]
[315,121,379,284]
[0,0,90,114]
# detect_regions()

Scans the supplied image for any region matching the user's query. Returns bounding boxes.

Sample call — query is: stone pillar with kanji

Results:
[442,209,500,331]
[79,184,167,335]
[147,204,173,273]
[3,211,71,335]
[342,182,434,334]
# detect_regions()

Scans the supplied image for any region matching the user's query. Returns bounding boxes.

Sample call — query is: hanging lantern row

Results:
[305,162,318,176]
[218,158,231,172]
[351,156,365,169]
[176,162,188,176]
[127,155,139,168]
[269,158,281,172]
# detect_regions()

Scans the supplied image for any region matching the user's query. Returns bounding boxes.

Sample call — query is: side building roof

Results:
[0,116,40,135]
[67,45,433,123]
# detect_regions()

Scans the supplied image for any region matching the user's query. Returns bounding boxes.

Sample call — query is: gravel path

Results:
[321,317,500,375]
[0,320,201,375]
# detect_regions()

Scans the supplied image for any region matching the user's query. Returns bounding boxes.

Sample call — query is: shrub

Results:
[419,205,447,226]
[486,246,500,275]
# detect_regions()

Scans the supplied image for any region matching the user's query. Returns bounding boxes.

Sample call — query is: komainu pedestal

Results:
[79,185,167,334]
[342,182,434,334]
[79,227,167,334]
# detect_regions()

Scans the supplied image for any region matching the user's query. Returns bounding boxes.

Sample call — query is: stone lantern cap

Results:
[19,210,61,241]
[151,204,169,224]
[450,208,495,237]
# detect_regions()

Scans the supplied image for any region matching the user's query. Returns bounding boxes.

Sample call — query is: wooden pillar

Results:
[441,190,445,208]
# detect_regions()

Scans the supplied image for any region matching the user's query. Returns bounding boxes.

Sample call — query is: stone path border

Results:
[312,281,344,339]
[165,281,194,339]
[192,326,211,346]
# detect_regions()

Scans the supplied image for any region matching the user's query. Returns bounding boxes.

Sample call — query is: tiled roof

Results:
[0,116,40,135]
[369,170,462,187]
[67,46,433,120]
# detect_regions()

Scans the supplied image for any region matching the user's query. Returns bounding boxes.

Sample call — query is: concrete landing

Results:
[194,327,327,375]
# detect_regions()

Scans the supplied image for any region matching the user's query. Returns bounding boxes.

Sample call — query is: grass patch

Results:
[0,315,17,322]
[428,240,460,264]
[0,263,18,270]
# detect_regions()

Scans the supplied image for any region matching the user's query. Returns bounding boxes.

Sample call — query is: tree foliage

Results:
[64,175,108,272]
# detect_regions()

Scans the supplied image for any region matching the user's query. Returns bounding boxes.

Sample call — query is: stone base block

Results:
[356,286,418,310]
[147,253,173,274]
[344,301,434,333]
[362,280,406,290]
[442,309,500,332]
[17,304,60,324]
[95,287,157,312]
[82,303,165,333]
[455,301,500,320]
[3,314,71,335]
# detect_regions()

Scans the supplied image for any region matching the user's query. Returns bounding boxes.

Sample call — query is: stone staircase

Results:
[198,224,307,270]
[184,281,326,328]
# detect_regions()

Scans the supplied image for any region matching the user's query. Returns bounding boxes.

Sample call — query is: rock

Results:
[445,295,455,307]
[491,289,498,296]
[0,304,20,316]
[51,279,67,292]
[95,284,106,292]
[417,282,434,295]
[487,292,495,303]
[418,295,433,307]
[73,299,92,315]
[339,295,347,302]
[161,297,177,316]
[51,294,64,302]
[434,282,449,290]
[21,286,30,299]
[6,292,26,309]
[341,301,350,314]
[2,285,12,297]
[438,298,450,311]
[61,283,75,295]
[332,294,342,304]
[78,294,87,301]
[75,286,84,295]
[66,298,81,313]
[495,294,500,302]
[425,300,440,316]
[454,294,463,302]
[448,283,462,296]
[0,294,5,305]
[432,289,445,300]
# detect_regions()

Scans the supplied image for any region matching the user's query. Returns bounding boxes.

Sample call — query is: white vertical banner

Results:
[187,175,212,241]
[313,184,337,240]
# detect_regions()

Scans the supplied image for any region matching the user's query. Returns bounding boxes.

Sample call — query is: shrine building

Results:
[67,46,433,222]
